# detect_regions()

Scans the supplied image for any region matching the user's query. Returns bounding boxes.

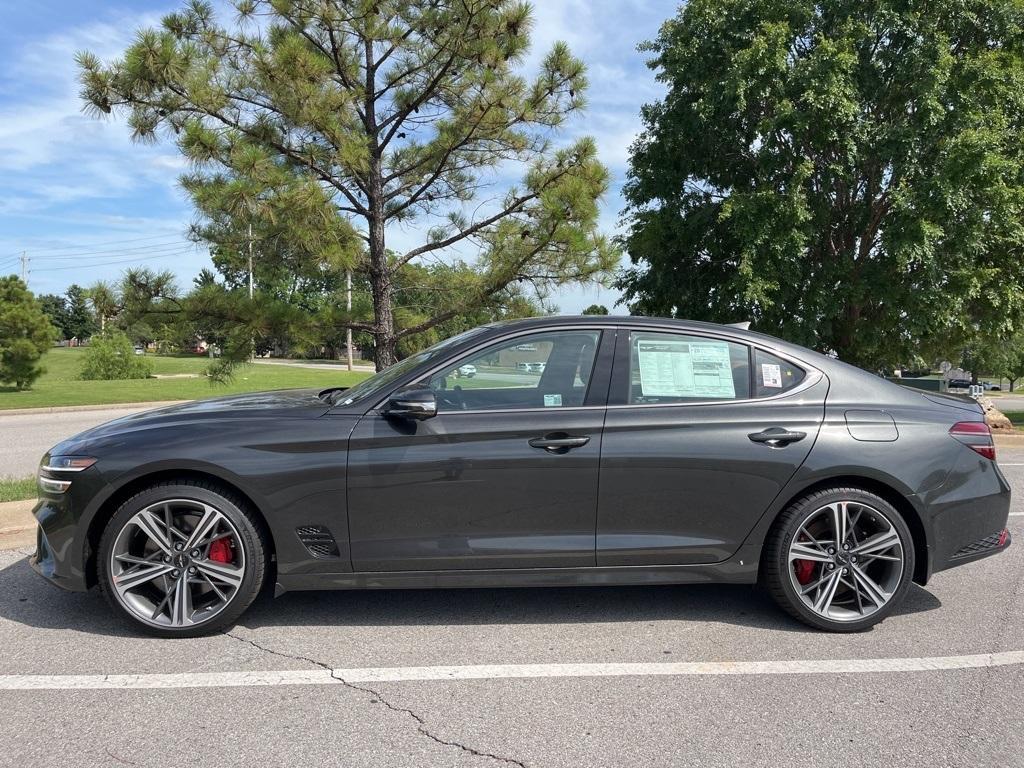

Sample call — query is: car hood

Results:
[50,389,333,452]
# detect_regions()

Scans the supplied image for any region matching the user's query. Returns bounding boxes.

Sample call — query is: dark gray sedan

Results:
[31,316,1011,636]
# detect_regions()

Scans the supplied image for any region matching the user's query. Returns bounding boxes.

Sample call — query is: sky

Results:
[0,0,672,313]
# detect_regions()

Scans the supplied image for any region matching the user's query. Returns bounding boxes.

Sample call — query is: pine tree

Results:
[78,0,617,369]
[0,277,57,390]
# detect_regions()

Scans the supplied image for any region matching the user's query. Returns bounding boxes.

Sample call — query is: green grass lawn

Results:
[1005,411,1024,426]
[0,347,370,411]
[0,476,36,503]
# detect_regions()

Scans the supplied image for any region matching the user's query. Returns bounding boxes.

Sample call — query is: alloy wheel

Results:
[108,499,246,629]
[788,500,905,623]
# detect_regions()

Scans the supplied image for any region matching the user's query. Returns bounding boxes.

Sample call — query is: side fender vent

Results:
[295,525,341,559]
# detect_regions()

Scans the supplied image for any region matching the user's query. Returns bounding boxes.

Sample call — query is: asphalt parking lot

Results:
[0,450,1022,767]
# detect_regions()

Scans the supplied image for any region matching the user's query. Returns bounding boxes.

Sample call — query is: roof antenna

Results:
[725,321,751,330]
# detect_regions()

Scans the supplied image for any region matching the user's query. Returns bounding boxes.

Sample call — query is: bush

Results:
[79,332,153,380]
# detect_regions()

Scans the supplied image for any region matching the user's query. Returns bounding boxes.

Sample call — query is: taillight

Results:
[949,421,996,460]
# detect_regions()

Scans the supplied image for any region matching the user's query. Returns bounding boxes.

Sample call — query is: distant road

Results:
[0,406,156,479]
[252,359,376,373]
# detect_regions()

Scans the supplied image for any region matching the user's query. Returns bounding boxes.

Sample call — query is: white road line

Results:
[2,652,1023,691]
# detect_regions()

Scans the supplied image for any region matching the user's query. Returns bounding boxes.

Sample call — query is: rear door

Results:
[597,329,827,566]
[347,327,613,571]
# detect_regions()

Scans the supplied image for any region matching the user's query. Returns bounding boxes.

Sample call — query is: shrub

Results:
[79,332,152,380]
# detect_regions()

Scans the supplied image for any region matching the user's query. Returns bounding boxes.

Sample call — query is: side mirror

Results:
[383,389,437,421]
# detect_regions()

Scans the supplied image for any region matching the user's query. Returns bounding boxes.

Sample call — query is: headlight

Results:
[41,456,97,472]
[37,455,97,495]
[37,476,72,494]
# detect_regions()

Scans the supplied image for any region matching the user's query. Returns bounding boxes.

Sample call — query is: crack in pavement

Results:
[223,630,527,768]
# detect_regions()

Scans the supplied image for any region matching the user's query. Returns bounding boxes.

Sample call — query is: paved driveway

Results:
[0,452,1022,766]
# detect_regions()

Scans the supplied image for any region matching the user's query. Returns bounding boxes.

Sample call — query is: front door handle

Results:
[529,434,591,454]
[748,427,806,447]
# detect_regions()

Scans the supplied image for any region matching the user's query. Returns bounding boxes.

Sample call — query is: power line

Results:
[32,250,206,273]
[13,232,191,255]
[28,240,196,260]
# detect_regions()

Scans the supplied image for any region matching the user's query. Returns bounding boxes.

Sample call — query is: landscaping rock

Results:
[979,396,1014,431]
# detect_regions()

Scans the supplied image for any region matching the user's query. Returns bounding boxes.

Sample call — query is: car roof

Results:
[484,315,799,351]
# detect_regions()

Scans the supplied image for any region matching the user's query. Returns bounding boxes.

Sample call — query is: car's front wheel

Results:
[763,487,915,632]
[97,480,267,637]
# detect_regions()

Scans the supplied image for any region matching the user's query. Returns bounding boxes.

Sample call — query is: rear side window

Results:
[627,332,750,404]
[754,349,806,397]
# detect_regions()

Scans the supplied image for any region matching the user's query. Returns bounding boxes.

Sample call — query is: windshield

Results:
[331,326,490,407]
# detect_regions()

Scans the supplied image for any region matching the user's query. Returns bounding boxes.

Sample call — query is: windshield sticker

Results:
[636,339,735,398]
[543,393,563,407]
[761,363,783,388]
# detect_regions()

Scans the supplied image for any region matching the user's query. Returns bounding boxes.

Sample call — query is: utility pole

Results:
[247,222,254,300]
[19,252,28,285]
[247,222,255,361]
[346,270,354,371]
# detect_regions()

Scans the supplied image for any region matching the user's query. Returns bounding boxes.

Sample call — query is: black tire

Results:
[762,487,915,632]
[97,480,268,638]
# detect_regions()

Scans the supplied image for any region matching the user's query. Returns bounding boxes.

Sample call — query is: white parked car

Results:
[455,364,476,378]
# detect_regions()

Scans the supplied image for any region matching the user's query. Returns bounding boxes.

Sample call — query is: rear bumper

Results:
[920,452,1012,580]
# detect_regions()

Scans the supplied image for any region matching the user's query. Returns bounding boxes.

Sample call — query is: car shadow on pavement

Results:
[0,553,942,637]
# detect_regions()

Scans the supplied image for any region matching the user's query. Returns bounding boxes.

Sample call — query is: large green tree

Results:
[37,294,70,340]
[79,0,616,369]
[0,277,57,390]
[64,284,97,341]
[618,0,1024,368]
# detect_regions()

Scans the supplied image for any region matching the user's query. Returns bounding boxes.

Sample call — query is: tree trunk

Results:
[362,38,398,373]
[369,232,397,370]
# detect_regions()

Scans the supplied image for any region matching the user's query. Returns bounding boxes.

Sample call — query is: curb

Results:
[0,500,35,552]
[0,400,189,417]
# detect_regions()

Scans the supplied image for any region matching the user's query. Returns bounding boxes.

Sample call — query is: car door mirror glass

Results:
[383,389,438,420]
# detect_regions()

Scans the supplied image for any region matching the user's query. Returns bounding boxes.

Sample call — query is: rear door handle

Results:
[529,434,591,453]
[748,428,806,447]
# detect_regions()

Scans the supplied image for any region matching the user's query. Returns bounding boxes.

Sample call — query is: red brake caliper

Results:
[208,538,233,564]
[793,559,815,585]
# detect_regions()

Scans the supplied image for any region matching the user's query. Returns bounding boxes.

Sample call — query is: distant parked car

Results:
[132,345,145,356]
[982,381,1001,391]
[455,364,476,378]
[527,361,546,373]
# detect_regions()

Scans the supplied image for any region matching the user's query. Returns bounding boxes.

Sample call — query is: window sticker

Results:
[636,339,735,398]
[543,393,563,407]
[761,362,783,388]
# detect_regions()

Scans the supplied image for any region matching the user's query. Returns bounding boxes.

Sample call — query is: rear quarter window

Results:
[754,350,806,397]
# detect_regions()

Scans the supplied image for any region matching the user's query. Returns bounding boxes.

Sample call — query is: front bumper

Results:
[29,467,108,592]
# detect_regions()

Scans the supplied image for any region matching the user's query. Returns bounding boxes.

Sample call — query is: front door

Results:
[347,328,611,571]
[597,329,827,565]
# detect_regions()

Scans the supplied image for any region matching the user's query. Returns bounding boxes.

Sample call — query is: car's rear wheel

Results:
[763,487,915,632]
[98,481,267,638]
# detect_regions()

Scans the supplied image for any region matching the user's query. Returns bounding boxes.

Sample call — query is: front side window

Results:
[420,330,601,412]
[627,331,750,404]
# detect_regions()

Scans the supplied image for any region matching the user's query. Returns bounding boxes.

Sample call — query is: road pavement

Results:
[0,405,162,479]
[0,451,1022,766]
